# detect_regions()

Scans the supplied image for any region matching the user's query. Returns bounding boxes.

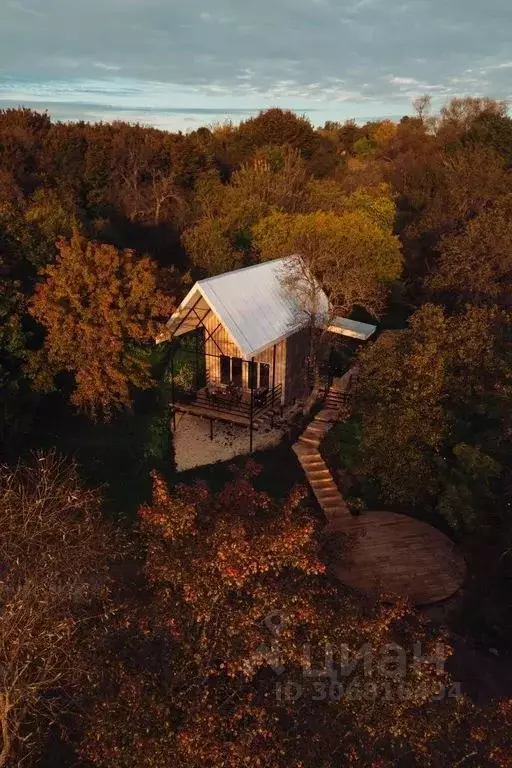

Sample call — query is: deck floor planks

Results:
[325,511,466,605]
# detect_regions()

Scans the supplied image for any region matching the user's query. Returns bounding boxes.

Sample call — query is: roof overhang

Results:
[156,284,253,355]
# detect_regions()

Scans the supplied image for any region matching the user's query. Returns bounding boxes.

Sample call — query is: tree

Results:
[0,257,31,455]
[238,109,317,158]
[412,144,509,237]
[437,96,508,140]
[182,146,311,275]
[0,452,122,767]
[81,463,484,768]
[0,108,50,194]
[465,110,512,167]
[253,209,402,319]
[28,231,172,419]
[428,194,512,307]
[353,304,512,530]
[306,181,395,230]
[413,93,432,122]
[181,217,243,276]
[369,119,397,148]
[227,145,310,215]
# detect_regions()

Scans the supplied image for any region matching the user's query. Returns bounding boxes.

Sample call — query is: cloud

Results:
[1,0,511,128]
[7,1,45,17]
[93,61,121,72]
[388,76,420,85]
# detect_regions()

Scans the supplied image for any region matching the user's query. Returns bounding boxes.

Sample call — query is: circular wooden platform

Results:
[324,511,466,605]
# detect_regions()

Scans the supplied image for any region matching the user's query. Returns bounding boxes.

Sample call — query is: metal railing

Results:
[173,376,283,421]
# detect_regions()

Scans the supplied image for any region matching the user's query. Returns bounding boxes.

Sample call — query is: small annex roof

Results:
[327,316,377,341]
[159,257,329,359]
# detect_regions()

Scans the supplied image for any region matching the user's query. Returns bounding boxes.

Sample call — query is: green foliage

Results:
[142,406,172,465]
[437,443,502,532]
[170,360,195,391]
[428,194,512,307]
[181,217,244,275]
[253,209,402,317]
[353,136,377,157]
[354,304,512,533]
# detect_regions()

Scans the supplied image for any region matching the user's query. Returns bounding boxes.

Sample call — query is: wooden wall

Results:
[285,326,310,405]
[202,310,288,404]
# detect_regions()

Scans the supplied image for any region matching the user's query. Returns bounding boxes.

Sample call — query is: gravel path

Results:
[173,412,285,471]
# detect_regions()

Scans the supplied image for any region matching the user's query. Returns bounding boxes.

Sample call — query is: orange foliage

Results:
[29,230,172,418]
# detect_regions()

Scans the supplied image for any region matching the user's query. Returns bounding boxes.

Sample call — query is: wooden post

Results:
[271,343,277,427]
[249,357,255,453]
[195,328,199,390]
[170,346,177,430]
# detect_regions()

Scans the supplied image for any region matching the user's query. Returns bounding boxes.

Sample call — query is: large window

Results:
[232,357,243,386]
[259,363,270,390]
[248,361,257,390]
[220,355,230,384]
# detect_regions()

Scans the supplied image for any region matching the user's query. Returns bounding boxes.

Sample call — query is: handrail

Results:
[173,380,282,420]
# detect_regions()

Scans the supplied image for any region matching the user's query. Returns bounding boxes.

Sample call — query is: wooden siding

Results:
[202,310,288,403]
[284,326,310,405]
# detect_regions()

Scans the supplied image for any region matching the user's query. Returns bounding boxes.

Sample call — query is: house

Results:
[157,257,376,449]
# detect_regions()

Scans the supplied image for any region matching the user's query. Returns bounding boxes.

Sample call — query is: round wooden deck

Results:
[324,511,466,605]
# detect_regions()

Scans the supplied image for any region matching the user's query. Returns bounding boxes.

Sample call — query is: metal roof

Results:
[160,257,377,357]
[162,257,329,358]
[327,317,377,341]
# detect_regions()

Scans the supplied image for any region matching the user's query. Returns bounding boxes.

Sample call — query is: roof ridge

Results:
[197,256,290,285]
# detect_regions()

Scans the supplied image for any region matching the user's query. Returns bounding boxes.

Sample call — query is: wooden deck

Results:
[324,511,466,605]
[174,401,251,427]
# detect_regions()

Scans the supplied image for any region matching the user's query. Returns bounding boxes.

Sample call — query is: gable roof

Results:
[161,257,329,358]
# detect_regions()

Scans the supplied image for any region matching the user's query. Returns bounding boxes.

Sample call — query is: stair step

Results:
[322,497,345,507]
[315,492,341,502]
[301,458,324,467]
[305,467,330,477]
[305,466,330,475]
[303,427,324,437]
[307,423,329,434]
[299,436,321,446]
[314,485,340,495]
[315,413,337,422]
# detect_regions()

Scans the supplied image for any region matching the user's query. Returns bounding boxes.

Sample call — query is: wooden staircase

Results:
[293,380,351,522]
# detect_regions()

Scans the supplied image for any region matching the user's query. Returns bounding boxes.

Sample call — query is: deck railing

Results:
[173,376,283,421]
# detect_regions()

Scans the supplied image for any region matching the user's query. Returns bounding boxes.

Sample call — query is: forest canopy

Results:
[1,97,512,767]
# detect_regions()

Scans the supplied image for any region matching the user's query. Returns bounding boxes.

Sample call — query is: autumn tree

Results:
[238,109,317,158]
[437,96,508,141]
[253,209,402,319]
[353,304,511,531]
[28,231,172,418]
[411,143,509,238]
[78,463,512,768]
[0,452,122,767]
[182,146,311,275]
[0,257,31,455]
[307,181,396,231]
[0,108,50,194]
[465,110,512,167]
[428,193,512,307]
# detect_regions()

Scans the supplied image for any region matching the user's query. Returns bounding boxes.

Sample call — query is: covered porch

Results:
[163,331,283,451]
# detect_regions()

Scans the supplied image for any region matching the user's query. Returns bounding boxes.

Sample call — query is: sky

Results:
[0,0,511,132]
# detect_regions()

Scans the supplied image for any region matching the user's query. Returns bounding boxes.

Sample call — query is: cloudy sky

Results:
[0,0,511,131]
